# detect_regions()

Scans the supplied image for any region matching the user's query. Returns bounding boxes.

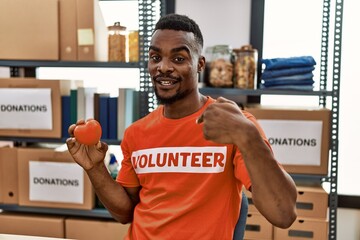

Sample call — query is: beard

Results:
[152,73,193,105]
[154,87,193,105]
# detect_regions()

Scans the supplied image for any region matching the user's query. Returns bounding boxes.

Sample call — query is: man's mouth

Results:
[154,76,180,86]
[158,79,177,86]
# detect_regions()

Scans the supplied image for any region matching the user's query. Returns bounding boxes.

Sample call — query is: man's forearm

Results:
[237,124,297,228]
[86,163,135,224]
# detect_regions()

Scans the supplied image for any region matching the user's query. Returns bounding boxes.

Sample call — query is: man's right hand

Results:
[66,119,108,171]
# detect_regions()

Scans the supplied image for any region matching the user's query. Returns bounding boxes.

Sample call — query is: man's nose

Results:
[157,59,174,73]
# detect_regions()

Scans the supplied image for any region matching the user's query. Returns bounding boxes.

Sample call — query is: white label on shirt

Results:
[131,146,227,174]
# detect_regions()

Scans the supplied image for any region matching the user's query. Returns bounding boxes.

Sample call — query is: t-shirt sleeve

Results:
[116,132,140,188]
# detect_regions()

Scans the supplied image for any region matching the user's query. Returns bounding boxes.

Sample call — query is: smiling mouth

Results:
[154,76,179,86]
[158,80,176,86]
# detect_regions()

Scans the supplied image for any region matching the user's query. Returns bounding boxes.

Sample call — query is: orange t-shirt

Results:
[117,97,269,240]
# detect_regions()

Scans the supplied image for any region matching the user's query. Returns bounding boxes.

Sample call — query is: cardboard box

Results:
[244,212,273,240]
[59,0,78,61]
[0,147,19,204]
[274,217,328,240]
[245,106,331,175]
[17,148,95,210]
[76,0,108,61]
[65,218,130,240]
[296,185,328,219]
[0,78,61,138]
[244,184,328,219]
[0,0,59,60]
[0,212,65,238]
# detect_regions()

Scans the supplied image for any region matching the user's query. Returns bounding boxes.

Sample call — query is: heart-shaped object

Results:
[74,119,102,145]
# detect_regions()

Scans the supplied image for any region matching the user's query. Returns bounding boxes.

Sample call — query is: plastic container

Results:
[233,45,258,89]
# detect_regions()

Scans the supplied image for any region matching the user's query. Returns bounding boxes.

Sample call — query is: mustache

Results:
[153,74,181,82]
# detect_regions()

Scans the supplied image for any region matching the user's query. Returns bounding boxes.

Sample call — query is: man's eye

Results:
[150,55,161,62]
[174,57,185,62]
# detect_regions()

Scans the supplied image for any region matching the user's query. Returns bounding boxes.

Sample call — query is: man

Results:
[67,13,297,240]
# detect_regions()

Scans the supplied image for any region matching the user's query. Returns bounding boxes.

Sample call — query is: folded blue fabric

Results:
[262,56,316,70]
[262,72,313,82]
[260,84,314,91]
[261,79,314,87]
[262,66,315,79]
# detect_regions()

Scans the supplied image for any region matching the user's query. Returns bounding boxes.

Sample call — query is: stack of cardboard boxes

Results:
[0,0,108,61]
[243,185,329,240]
[242,105,331,240]
[0,75,130,239]
[0,146,130,239]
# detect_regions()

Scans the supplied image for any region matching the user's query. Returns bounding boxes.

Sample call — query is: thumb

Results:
[216,97,232,104]
[96,141,108,153]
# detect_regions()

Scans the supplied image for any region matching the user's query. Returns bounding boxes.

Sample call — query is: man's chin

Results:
[156,95,178,105]
[154,87,191,105]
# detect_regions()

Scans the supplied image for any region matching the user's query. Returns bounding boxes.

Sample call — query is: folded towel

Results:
[262,66,315,79]
[262,72,313,82]
[262,56,316,70]
[261,79,314,87]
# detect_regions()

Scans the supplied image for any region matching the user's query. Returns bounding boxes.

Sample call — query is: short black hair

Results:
[154,13,204,49]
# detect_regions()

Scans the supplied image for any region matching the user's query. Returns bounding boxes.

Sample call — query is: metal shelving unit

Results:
[248,1,343,239]
[0,60,139,68]
[0,1,343,239]
[0,204,112,219]
[0,0,166,220]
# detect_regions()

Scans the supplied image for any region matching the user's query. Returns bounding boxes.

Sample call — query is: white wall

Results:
[175,0,251,51]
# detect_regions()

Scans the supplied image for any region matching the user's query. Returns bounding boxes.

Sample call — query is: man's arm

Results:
[66,120,140,224]
[85,162,140,224]
[198,97,297,228]
[235,124,297,228]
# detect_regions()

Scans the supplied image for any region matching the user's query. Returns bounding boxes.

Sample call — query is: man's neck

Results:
[163,94,207,119]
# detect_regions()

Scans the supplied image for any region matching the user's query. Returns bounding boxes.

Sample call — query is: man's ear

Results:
[197,56,206,72]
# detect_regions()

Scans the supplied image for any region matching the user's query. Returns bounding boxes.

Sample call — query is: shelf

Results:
[199,87,333,97]
[0,204,112,219]
[0,60,140,68]
[290,174,328,185]
[0,137,121,145]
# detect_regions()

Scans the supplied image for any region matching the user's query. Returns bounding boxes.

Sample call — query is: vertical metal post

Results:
[138,0,164,117]
[319,0,331,107]
[328,0,344,239]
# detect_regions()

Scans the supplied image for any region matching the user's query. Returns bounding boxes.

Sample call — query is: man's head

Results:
[148,14,206,106]
[154,13,204,55]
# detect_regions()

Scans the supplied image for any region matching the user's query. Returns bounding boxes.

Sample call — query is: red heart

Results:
[74,119,102,145]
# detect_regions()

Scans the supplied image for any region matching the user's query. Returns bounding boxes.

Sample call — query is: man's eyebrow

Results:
[148,45,190,55]
[149,46,161,52]
[172,46,190,55]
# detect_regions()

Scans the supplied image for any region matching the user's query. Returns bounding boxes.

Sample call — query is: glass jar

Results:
[108,22,127,62]
[233,45,258,89]
[128,30,139,62]
[207,45,234,88]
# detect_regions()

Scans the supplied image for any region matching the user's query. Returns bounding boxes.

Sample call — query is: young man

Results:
[67,14,297,240]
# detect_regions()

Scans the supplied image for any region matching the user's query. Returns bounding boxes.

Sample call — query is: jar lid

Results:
[233,44,257,53]
[108,22,126,31]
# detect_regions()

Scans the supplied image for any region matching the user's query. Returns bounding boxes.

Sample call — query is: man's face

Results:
[148,29,204,105]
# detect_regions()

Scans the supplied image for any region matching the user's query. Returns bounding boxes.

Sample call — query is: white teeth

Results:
[160,81,172,85]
